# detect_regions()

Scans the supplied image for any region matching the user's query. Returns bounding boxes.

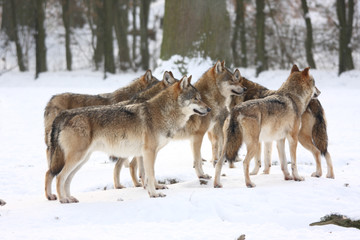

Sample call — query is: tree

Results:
[336,0,354,75]
[114,0,131,71]
[34,0,47,79]
[161,0,232,66]
[103,0,115,74]
[10,0,26,71]
[139,0,150,70]
[94,0,104,70]
[61,0,72,71]
[255,0,267,77]
[232,0,247,67]
[301,0,316,69]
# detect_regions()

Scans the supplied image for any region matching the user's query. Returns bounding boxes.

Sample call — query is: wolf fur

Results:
[214,66,320,188]
[46,76,211,202]
[111,71,179,189]
[44,70,159,163]
[125,61,247,185]
[212,65,334,179]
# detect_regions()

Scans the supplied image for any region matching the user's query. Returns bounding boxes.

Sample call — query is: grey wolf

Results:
[44,70,159,164]
[216,65,334,179]
[46,75,210,202]
[126,61,247,185]
[214,66,320,188]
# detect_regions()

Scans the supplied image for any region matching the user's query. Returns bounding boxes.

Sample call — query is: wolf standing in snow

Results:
[44,70,159,163]
[46,76,210,203]
[224,65,334,179]
[214,66,320,188]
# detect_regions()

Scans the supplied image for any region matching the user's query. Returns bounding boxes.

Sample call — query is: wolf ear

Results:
[234,69,241,80]
[302,67,310,78]
[291,64,300,74]
[163,71,176,86]
[179,75,191,90]
[144,69,152,82]
[215,60,223,74]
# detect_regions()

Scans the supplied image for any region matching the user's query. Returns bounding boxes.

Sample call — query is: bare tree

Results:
[10,0,26,71]
[139,0,150,70]
[232,0,247,67]
[255,0,267,76]
[336,0,355,75]
[61,0,72,71]
[301,0,316,68]
[34,0,47,79]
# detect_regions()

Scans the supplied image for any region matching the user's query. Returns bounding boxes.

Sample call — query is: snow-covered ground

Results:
[0,61,359,239]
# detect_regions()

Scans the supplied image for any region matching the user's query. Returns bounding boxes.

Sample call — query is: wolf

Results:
[44,70,159,162]
[211,65,334,179]
[125,61,247,185]
[46,75,211,202]
[110,71,178,189]
[214,67,320,188]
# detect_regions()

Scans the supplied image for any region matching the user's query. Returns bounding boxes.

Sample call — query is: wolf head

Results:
[288,65,320,102]
[177,75,211,117]
[213,61,247,97]
[141,69,160,89]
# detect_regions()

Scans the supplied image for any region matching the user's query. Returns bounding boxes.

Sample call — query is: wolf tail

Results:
[49,115,66,176]
[309,99,328,156]
[224,112,243,166]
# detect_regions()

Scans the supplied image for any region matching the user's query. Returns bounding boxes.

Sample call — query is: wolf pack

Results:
[12,60,333,205]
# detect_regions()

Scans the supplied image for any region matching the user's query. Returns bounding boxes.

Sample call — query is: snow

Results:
[0,61,360,239]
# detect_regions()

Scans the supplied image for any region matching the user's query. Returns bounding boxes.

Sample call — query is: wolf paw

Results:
[114,184,126,189]
[284,175,294,181]
[326,173,335,179]
[59,196,79,204]
[311,172,322,178]
[246,182,256,188]
[214,182,223,188]
[0,199,6,206]
[199,174,212,179]
[294,176,305,181]
[149,192,166,198]
[47,194,57,201]
[155,184,168,190]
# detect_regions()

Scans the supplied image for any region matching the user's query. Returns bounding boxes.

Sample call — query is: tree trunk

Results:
[103,0,115,74]
[232,0,247,67]
[161,0,232,65]
[132,0,138,69]
[94,0,104,70]
[61,0,72,71]
[336,0,354,75]
[34,0,47,79]
[139,0,150,70]
[10,0,26,71]
[301,0,316,69]
[114,0,131,71]
[255,0,267,77]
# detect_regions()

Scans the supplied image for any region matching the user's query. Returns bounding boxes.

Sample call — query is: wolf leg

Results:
[243,143,259,188]
[143,148,165,198]
[277,139,293,180]
[129,157,142,187]
[263,142,272,174]
[214,155,226,188]
[191,134,211,179]
[56,151,86,203]
[250,143,262,175]
[298,132,322,178]
[288,132,304,181]
[113,157,128,189]
[45,170,57,200]
[324,152,335,179]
